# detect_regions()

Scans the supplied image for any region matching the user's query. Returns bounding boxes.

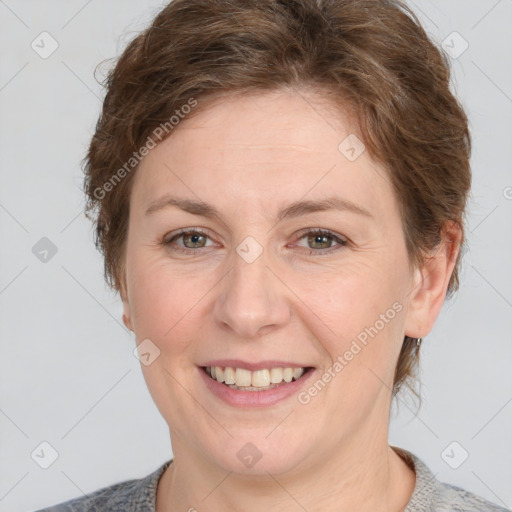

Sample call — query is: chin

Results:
[202,429,314,476]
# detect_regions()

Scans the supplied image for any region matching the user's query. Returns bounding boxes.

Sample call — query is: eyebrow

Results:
[145,195,373,221]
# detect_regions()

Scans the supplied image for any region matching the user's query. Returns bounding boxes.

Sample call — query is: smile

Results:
[202,366,314,391]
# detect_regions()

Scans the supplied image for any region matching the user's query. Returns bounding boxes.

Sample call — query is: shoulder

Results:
[34,460,172,512]
[391,446,510,512]
[433,481,510,512]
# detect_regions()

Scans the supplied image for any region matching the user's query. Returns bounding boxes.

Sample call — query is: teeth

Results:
[235,368,252,387]
[224,367,235,384]
[251,369,270,387]
[215,367,225,383]
[292,367,303,380]
[270,368,283,383]
[205,366,307,388]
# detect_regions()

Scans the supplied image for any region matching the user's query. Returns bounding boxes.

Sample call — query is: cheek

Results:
[303,257,404,329]
[298,258,407,379]
[127,255,218,355]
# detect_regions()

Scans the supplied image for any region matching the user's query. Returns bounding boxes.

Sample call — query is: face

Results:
[121,88,446,476]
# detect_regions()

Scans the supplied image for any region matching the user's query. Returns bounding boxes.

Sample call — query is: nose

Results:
[213,246,291,339]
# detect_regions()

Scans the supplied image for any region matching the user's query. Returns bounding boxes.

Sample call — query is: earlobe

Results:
[122,304,134,332]
[119,269,133,331]
[120,285,134,332]
[404,221,462,339]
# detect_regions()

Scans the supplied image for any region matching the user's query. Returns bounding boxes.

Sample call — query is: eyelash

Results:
[162,228,349,256]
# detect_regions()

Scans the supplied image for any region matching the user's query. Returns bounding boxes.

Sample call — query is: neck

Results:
[156,431,415,512]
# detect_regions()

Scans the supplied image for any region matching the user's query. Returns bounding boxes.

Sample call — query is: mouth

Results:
[201,365,315,392]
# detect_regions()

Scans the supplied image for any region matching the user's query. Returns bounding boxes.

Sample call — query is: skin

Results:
[121,87,460,511]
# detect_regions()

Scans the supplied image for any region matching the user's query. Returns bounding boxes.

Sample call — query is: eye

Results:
[162,227,349,256]
[293,229,348,255]
[163,228,215,254]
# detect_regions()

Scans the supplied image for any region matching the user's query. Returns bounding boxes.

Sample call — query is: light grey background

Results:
[0,1,511,511]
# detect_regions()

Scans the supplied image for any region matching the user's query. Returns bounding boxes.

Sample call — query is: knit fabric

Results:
[35,447,510,511]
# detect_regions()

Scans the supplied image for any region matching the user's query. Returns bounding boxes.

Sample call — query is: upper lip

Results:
[200,360,314,371]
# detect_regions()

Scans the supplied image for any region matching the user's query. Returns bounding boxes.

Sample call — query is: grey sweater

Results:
[35,448,510,511]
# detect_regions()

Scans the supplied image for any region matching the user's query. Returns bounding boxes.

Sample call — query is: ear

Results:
[404,221,462,339]
[122,300,134,332]
[119,270,134,332]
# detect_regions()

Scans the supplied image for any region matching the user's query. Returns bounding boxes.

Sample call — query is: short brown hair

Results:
[83,0,471,398]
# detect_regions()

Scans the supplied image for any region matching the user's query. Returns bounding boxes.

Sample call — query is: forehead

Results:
[165,88,355,154]
[131,89,398,223]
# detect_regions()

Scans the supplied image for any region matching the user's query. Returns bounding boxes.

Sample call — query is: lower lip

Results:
[198,366,316,408]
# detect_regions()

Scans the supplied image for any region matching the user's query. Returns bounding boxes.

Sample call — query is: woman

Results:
[37,0,509,510]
